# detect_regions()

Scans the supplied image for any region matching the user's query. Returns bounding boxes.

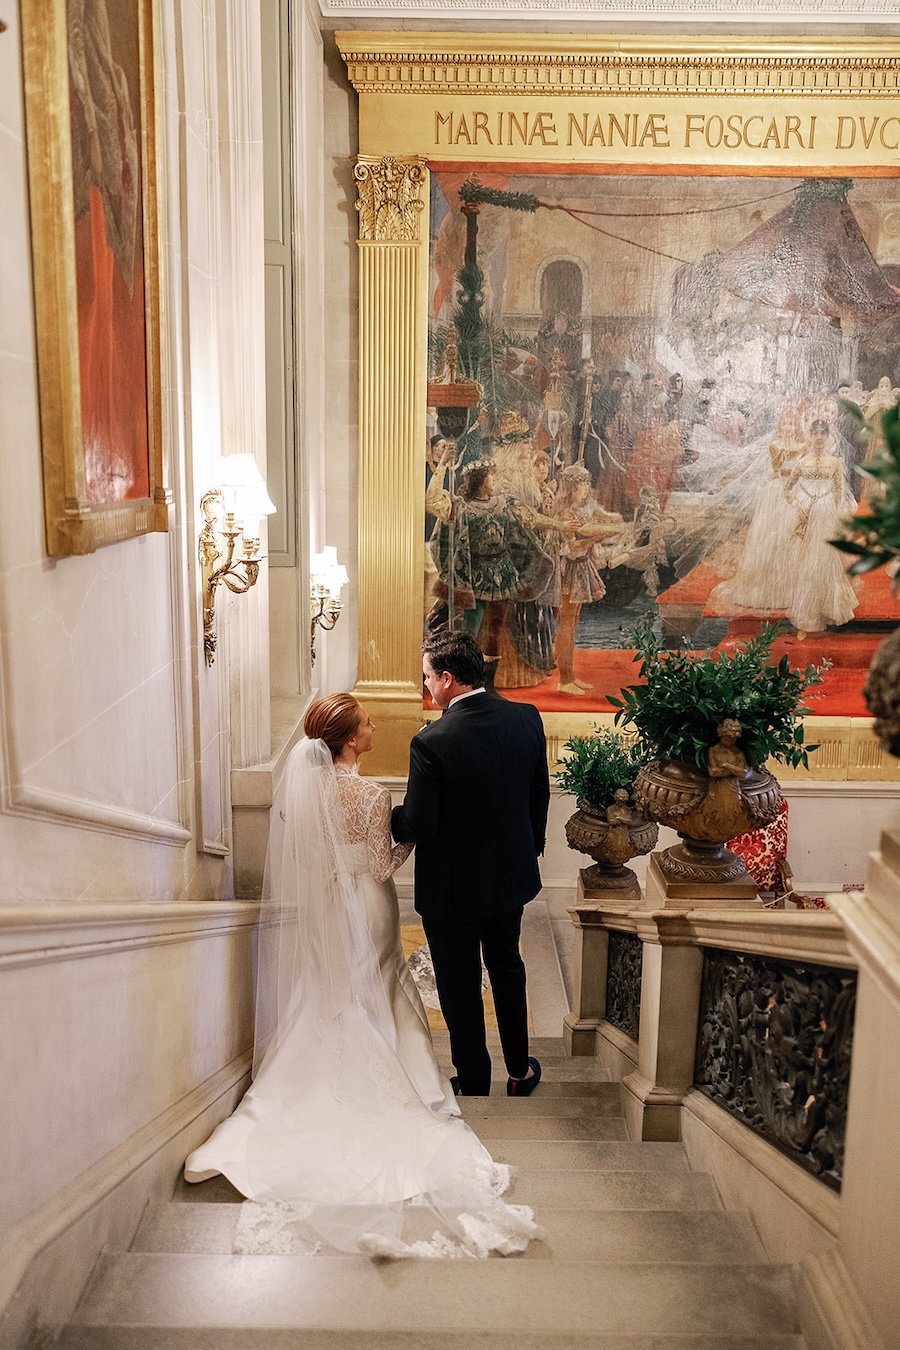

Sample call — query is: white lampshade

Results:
[212,454,275,521]
[236,483,277,538]
[311,546,349,595]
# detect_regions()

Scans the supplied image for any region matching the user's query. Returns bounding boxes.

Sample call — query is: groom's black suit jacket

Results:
[391,692,550,923]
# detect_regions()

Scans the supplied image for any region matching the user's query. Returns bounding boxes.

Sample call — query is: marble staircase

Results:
[51,1034,806,1349]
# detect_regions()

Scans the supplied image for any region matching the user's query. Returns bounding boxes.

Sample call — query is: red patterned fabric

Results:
[729,799,789,891]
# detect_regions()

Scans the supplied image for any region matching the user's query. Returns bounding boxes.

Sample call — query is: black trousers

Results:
[422,907,529,1095]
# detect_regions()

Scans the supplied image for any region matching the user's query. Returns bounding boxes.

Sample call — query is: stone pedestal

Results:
[621,911,704,1142]
[563,899,609,1057]
[637,854,760,909]
[816,826,900,1350]
[564,876,641,1054]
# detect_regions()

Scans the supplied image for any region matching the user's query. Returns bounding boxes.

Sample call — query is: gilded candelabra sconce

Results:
[199,454,276,666]
[310,547,349,665]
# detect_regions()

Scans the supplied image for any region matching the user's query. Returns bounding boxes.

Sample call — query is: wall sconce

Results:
[199,454,276,666]
[310,547,349,665]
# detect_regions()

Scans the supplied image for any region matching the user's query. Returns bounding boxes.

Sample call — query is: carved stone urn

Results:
[564,790,659,898]
[863,626,900,757]
[634,757,782,885]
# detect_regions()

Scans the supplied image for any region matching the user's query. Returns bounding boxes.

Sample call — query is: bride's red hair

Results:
[304,693,361,759]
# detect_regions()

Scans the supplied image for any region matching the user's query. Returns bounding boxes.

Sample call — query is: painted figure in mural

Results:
[492,412,541,503]
[574,367,630,491]
[393,632,550,1100]
[623,376,689,513]
[184,694,539,1258]
[494,420,540,511]
[534,386,571,475]
[425,448,552,659]
[551,464,624,696]
[500,449,566,684]
[537,310,583,378]
[859,376,900,501]
[863,376,900,450]
[603,483,673,597]
[780,418,859,636]
[710,404,810,618]
[595,373,640,517]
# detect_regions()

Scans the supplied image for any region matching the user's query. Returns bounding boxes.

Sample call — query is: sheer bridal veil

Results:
[236,736,539,1259]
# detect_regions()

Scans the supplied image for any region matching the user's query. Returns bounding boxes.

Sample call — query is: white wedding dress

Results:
[184,738,538,1259]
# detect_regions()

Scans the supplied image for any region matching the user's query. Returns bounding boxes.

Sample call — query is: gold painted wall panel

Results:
[357,241,425,690]
[359,93,900,172]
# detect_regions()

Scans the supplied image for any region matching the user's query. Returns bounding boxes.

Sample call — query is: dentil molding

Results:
[322,0,898,19]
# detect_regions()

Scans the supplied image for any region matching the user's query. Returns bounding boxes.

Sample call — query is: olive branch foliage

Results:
[831,402,900,583]
[554,726,653,810]
[606,617,828,772]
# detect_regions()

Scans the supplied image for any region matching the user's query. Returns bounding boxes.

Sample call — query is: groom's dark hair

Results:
[423,631,484,689]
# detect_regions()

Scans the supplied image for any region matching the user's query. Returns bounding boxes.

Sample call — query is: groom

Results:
[391,631,550,1096]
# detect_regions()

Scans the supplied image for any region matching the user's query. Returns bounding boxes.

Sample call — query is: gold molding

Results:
[339,33,900,97]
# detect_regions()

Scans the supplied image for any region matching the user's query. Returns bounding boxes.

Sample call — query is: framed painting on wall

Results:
[21,0,168,557]
[339,32,900,780]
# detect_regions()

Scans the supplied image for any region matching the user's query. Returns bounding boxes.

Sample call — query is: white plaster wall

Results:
[0,0,268,1339]
[318,29,360,696]
[0,0,199,903]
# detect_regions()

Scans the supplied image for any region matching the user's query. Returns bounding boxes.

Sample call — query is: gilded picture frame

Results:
[21,0,168,557]
[340,32,900,782]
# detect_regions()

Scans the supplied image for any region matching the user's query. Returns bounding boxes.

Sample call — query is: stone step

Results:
[467,1114,629,1141]
[457,1085,622,1115]
[174,1166,719,1213]
[70,1252,799,1337]
[133,1202,763,1264]
[506,1169,722,1212]
[456,1078,613,1097]
[492,1140,689,1172]
[56,1329,807,1350]
[436,1056,611,1083]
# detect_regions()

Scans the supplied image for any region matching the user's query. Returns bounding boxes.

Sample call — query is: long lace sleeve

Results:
[365,785,413,883]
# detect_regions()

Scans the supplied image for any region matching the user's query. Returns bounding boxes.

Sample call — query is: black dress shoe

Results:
[506,1056,542,1097]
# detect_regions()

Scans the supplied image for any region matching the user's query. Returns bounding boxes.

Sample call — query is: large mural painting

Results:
[424,169,900,717]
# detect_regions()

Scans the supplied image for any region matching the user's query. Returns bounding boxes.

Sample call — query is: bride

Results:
[184,693,539,1259]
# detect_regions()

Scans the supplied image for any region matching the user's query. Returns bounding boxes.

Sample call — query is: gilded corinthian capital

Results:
[354,156,427,242]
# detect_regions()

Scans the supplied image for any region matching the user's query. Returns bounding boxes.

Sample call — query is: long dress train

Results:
[184,738,539,1259]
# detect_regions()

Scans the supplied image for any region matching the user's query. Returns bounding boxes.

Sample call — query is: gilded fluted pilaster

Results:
[353,156,429,774]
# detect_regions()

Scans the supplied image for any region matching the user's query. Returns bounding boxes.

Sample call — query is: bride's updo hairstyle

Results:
[304,693,361,759]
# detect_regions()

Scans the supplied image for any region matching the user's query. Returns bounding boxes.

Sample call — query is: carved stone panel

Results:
[695,947,856,1188]
[606,930,642,1040]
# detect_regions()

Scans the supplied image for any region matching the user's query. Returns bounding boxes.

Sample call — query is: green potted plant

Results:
[555,727,658,898]
[608,619,826,884]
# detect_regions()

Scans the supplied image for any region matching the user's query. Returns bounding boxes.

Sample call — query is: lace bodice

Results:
[335,763,413,883]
